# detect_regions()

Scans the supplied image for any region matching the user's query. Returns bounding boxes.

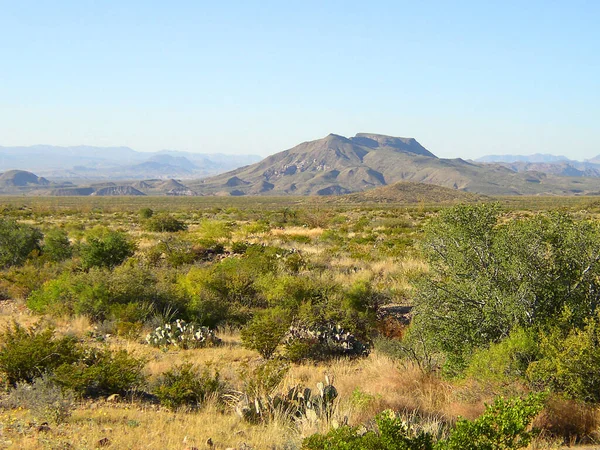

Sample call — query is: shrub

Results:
[79,229,136,269]
[144,214,187,232]
[0,218,43,268]
[303,393,545,450]
[302,410,434,450]
[52,347,146,398]
[145,320,221,349]
[464,328,539,384]
[411,204,600,374]
[0,322,80,386]
[241,307,291,359]
[1,376,74,424]
[138,207,154,219]
[442,393,546,450]
[527,311,600,402]
[42,228,72,262]
[154,362,223,409]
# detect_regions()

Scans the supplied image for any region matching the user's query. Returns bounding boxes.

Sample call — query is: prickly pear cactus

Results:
[233,376,338,424]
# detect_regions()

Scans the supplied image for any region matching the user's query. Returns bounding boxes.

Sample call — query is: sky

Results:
[0,1,599,159]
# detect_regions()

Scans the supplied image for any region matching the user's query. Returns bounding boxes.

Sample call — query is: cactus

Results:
[232,376,338,424]
[145,319,221,349]
[284,322,370,361]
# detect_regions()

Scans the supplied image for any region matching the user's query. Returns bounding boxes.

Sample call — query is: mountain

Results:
[0,145,262,180]
[476,154,571,163]
[188,133,600,196]
[0,170,50,187]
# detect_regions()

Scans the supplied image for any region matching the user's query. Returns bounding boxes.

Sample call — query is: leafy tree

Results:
[79,229,136,269]
[0,218,43,268]
[410,204,600,373]
[43,228,72,262]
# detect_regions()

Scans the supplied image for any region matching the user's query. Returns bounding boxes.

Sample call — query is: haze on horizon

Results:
[1,1,598,160]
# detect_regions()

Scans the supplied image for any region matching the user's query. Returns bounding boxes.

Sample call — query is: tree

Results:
[79,230,136,270]
[43,228,72,262]
[0,218,43,268]
[409,203,600,373]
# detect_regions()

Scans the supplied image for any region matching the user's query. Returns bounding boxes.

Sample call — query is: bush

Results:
[303,393,545,450]
[241,307,291,359]
[42,228,72,262]
[411,204,600,374]
[1,376,74,424]
[527,311,600,402]
[138,207,154,219]
[0,218,43,268]
[464,328,539,384]
[442,393,546,450]
[79,229,136,269]
[144,214,187,232]
[302,410,434,450]
[52,347,146,398]
[154,362,223,409]
[0,322,80,386]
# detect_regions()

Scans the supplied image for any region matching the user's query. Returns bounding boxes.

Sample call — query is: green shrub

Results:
[0,322,80,386]
[52,347,146,398]
[79,229,136,269]
[302,410,434,450]
[303,393,545,450]
[241,307,291,359]
[0,218,43,268]
[138,207,154,219]
[144,214,187,232]
[527,311,600,402]
[411,204,600,374]
[154,362,223,409]
[442,393,546,450]
[465,328,539,384]
[42,228,72,262]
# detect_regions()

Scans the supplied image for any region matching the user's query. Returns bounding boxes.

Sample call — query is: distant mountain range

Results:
[475,153,600,178]
[0,145,261,180]
[187,133,600,196]
[1,135,600,197]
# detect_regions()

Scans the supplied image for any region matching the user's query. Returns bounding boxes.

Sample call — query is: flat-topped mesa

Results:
[351,133,436,158]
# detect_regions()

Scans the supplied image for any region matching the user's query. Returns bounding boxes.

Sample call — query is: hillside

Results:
[188,133,600,196]
[336,181,486,204]
[0,170,50,187]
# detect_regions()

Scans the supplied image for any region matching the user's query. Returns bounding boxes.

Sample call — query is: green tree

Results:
[43,228,72,262]
[79,229,136,270]
[410,204,600,373]
[0,218,43,268]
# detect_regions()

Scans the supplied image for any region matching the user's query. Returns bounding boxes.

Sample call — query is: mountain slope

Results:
[336,181,485,204]
[189,133,600,196]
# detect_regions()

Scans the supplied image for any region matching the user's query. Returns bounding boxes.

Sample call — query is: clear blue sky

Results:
[1,1,598,159]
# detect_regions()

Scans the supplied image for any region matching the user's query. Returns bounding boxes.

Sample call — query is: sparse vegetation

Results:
[2,195,600,447]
